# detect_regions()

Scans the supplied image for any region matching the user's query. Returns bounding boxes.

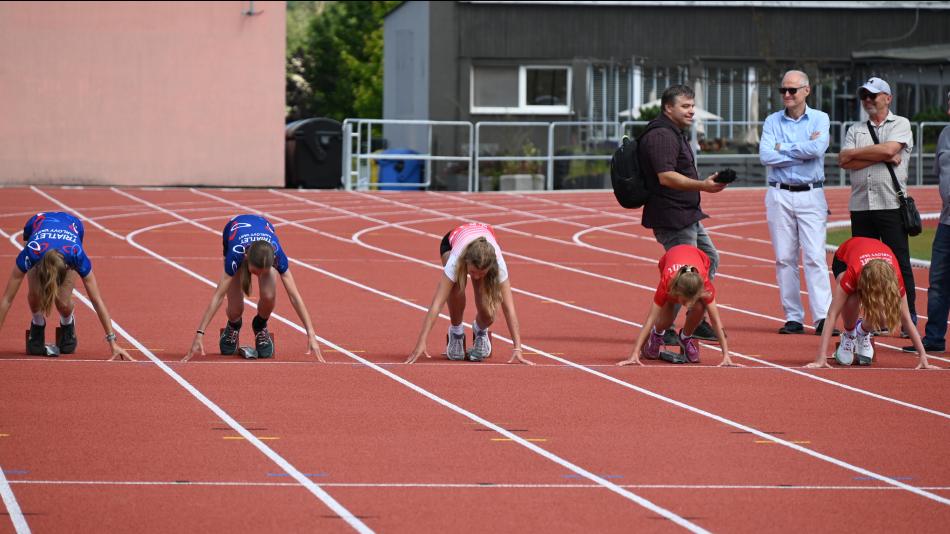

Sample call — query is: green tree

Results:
[287,1,398,122]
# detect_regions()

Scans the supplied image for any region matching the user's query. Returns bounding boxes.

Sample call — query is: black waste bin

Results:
[285,118,343,189]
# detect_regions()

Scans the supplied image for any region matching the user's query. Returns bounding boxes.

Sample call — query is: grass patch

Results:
[827,226,935,261]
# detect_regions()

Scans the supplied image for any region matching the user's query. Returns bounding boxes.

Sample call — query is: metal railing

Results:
[341,118,950,191]
[342,118,473,190]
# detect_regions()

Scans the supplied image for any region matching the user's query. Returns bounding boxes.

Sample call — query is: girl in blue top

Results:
[0,212,133,360]
[184,215,323,361]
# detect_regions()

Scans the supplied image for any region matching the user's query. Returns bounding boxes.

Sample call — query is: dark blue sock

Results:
[252,314,268,333]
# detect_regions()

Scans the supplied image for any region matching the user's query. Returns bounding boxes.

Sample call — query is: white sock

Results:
[60,312,74,326]
[680,331,692,341]
[449,324,464,336]
[855,321,868,337]
[652,327,665,336]
[32,313,45,326]
[473,320,487,335]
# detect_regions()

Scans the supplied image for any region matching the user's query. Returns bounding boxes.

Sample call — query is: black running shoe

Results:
[254,328,274,359]
[27,323,46,355]
[220,323,240,355]
[692,320,718,341]
[57,323,78,354]
[661,328,679,346]
[778,321,805,335]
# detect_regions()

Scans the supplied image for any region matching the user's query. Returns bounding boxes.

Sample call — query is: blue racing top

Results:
[16,212,92,277]
[222,214,289,276]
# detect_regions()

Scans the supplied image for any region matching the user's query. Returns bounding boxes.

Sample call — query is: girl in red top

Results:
[618,245,736,366]
[808,237,937,369]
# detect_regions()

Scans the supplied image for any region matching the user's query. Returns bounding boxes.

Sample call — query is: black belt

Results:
[769,182,823,192]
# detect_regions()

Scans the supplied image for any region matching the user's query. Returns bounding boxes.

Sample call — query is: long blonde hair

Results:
[35,250,68,315]
[857,259,901,333]
[667,266,706,306]
[454,237,501,310]
[239,240,275,296]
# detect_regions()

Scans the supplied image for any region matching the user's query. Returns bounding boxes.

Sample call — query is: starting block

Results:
[25,330,59,357]
[223,330,275,360]
[659,349,687,364]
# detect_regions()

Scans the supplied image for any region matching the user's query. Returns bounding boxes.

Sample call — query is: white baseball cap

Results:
[859,77,891,95]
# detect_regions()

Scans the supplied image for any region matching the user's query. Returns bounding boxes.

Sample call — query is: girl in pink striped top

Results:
[407,223,533,364]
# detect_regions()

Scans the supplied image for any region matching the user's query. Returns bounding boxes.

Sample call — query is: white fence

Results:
[342,119,950,191]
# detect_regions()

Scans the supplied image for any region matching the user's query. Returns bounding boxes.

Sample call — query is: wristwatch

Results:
[105,332,117,342]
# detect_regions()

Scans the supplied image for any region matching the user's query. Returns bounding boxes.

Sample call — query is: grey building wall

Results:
[383,0,430,151]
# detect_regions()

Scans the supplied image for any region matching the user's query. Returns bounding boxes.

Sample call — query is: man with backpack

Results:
[638,84,728,341]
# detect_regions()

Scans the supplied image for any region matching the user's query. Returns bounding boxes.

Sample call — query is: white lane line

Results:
[112,189,711,533]
[0,466,31,534]
[198,190,950,507]
[13,194,373,534]
[272,190,950,412]
[10,479,950,491]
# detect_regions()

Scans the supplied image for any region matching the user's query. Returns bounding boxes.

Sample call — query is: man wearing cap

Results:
[759,70,834,336]
[905,90,950,353]
[839,76,917,328]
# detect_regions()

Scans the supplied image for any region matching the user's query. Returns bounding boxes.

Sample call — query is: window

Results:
[471,65,571,114]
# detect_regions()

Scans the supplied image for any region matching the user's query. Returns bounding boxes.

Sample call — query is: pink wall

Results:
[0,1,286,187]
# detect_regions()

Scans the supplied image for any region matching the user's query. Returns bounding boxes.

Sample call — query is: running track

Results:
[0,185,947,533]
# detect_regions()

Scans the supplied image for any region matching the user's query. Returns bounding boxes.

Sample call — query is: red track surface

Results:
[1,185,948,533]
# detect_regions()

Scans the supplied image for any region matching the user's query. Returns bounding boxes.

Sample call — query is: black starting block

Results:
[659,349,687,364]
[25,330,59,357]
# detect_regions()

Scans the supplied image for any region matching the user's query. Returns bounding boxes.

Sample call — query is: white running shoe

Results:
[835,332,856,366]
[470,329,492,361]
[854,332,874,365]
[446,331,466,360]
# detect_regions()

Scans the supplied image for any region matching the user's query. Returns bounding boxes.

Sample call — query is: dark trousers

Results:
[850,209,917,323]
[923,223,950,348]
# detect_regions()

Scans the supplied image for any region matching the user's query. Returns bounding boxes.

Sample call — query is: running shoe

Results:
[446,331,466,361]
[470,329,491,361]
[679,332,700,363]
[835,332,856,366]
[57,322,77,354]
[641,328,663,360]
[692,320,717,341]
[219,323,240,355]
[254,327,274,359]
[854,331,874,366]
[27,322,46,355]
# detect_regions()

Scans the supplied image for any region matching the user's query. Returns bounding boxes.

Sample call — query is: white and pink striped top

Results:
[442,223,509,283]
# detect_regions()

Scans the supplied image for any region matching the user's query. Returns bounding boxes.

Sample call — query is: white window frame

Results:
[470,65,572,115]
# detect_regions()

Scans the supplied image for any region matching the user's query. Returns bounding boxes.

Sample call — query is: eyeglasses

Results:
[859,91,881,101]
[778,86,806,95]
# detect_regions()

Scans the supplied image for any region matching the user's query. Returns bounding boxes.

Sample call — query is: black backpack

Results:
[609,123,674,209]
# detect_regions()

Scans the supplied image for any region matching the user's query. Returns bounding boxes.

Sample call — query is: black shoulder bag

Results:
[866,120,922,236]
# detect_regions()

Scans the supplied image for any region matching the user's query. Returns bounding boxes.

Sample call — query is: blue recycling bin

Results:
[377,149,423,190]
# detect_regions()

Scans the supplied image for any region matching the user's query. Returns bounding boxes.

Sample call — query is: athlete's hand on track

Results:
[616,356,644,366]
[804,359,832,369]
[916,361,941,370]
[507,348,534,365]
[108,345,136,361]
[717,358,743,367]
[307,337,325,363]
[182,335,205,362]
[405,346,431,364]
